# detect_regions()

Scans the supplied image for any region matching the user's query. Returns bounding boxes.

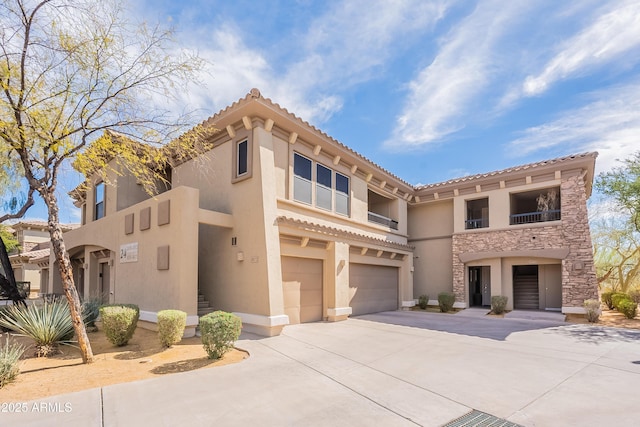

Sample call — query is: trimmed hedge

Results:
[583,299,601,323]
[417,295,429,310]
[200,311,242,360]
[618,300,638,320]
[437,292,455,313]
[491,296,508,315]
[100,304,139,346]
[157,309,187,347]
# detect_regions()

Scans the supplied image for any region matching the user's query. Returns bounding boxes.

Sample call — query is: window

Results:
[237,140,248,176]
[294,153,312,204]
[335,173,349,216]
[465,198,488,229]
[95,182,105,220]
[293,152,350,216]
[316,164,332,210]
[232,138,252,182]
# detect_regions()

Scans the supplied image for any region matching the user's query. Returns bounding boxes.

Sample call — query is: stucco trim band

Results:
[233,312,290,327]
[562,306,586,314]
[458,248,570,263]
[327,307,353,317]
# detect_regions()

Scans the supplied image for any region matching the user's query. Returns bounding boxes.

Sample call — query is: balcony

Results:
[368,211,399,230]
[510,209,561,225]
[465,218,489,229]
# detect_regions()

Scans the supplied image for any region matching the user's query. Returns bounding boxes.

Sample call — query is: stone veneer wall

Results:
[451,174,598,308]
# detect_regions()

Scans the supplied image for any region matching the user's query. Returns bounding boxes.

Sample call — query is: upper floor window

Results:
[466,198,488,229]
[293,153,349,216]
[95,182,105,220]
[232,138,252,183]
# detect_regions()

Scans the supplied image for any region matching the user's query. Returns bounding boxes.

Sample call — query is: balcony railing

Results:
[510,209,561,225]
[368,211,399,230]
[465,218,489,229]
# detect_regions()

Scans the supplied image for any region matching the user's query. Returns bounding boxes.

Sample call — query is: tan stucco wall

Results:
[63,186,200,323]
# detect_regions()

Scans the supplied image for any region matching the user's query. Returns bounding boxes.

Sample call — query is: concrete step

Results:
[197,307,216,316]
[198,300,210,309]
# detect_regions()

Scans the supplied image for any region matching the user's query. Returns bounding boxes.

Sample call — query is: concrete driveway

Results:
[4,311,640,426]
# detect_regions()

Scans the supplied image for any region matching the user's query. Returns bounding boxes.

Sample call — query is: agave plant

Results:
[0,301,75,357]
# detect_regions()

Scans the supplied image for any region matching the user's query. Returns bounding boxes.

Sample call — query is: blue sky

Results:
[18,0,640,222]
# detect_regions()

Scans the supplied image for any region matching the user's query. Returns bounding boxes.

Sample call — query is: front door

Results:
[99,261,110,303]
[469,266,491,307]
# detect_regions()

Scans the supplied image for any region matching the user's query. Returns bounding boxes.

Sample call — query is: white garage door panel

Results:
[349,263,398,316]
[282,257,323,324]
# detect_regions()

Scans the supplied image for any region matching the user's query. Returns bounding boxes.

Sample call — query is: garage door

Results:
[349,263,398,316]
[282,257,323,324]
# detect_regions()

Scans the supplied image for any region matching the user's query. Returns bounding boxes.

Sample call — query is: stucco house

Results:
[47,89,598,336]
[7,221,77,297]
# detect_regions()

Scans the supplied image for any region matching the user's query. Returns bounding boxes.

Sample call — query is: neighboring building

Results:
[51,89,598,336]
[8,221,77,297]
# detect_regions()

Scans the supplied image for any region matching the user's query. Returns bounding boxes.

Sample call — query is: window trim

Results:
[94,181,105,220]
[232,137,253,183]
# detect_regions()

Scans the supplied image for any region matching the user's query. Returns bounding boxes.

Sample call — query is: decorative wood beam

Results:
[360,247,368,256]
[376,250,383,258]
[379,180,386,189]
[326,241,334,250]
[365,173,373,182]
[264,119,274,132]
[390,253,397,259]
[351,165,358,174]
[499,181,506,189]
[454,189,459,196]
[333,155,341,166]
[392,187,398,195]
[288,131,298,144]
[301,237,309,248]
[226,125,236,138]
[475,185,481,193]
[242,116,252,130]
[526,176,532,184]
[555,170,561,180]
[414,196,420,203]
[313,145,322,156]
[434,192,439,200]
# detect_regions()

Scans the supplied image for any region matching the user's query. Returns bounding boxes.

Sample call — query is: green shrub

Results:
[100,304,139,346]
[600,291,615,310]
[583,299,601,323]
[491,296,508,314]
[611,293,630,310]
[200,311,242,359]
[417,295,429,310]
[81,296,103,330]
[157,309,187,348]
[437,292,455,313]
[618,300,638,320]
[0,336,25,388]
[0,301,75,357]
[628,289,640,304]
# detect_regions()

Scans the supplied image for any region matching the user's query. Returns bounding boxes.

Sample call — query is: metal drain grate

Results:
[442,410,523,427]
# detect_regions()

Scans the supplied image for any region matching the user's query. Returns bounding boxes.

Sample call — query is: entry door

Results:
[481,267,491,306]
[99,262,110,303]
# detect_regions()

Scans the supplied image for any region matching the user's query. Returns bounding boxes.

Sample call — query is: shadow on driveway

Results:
[553,324,640,344]
[353,310,568,341]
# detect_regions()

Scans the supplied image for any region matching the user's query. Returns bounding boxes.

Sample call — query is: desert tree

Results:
[0,0,213,363]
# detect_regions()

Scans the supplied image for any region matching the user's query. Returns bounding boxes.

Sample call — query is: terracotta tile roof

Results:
[276,216,413,251]
[200,89,413,188]
[415,152,598,191]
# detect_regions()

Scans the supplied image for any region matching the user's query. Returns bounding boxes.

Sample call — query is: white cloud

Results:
[523,1,640,96]
[508,82,640,175]
[162,0,453,125]
[385,0,534,149]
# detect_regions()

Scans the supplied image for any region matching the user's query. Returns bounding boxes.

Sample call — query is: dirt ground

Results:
[565,308,640,329]
[0,326,248,402]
